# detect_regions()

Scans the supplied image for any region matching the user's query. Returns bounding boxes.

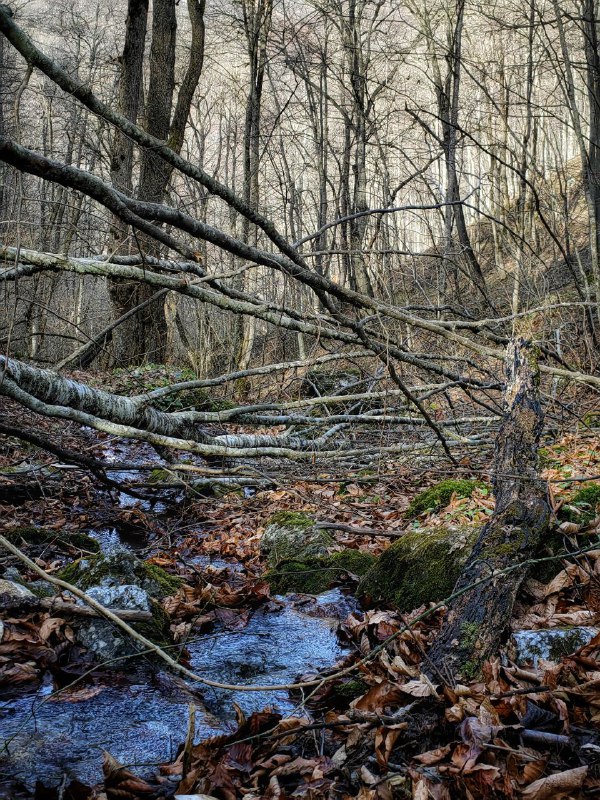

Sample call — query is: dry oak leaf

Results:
[521,765,588,799]
[374,723,408,767]
[413,745,451,765]
[401,675,437,698]
[102,750,157,798]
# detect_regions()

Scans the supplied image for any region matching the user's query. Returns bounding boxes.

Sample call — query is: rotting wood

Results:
[427,338,550,682]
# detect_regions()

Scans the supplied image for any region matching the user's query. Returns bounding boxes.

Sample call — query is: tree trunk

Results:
[427,338,550,681]
[109,0,205,367]
[108,0,149,365]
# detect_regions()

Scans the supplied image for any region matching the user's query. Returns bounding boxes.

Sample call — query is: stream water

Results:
[0,590,351,789]
[0,441,354,790]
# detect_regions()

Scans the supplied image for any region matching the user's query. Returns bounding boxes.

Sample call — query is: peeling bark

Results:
[427,338,550,681]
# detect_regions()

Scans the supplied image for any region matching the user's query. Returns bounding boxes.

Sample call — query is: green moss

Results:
[460,622,480,650]
[5,526,52,545]
[267,511,315,529]
[266,549,376,594]
[141,562,184,597]
[358,525,479,611]
[583,412,600,428]
[461,660,481,681]
[560,483,600,525]
[406,480,487,519]
[335,678,369,701]
[4,526,100,553]
[134,600,172,648]
[57,554,182,598]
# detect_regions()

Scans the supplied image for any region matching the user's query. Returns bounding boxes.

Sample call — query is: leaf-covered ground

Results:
[1,393,600,799]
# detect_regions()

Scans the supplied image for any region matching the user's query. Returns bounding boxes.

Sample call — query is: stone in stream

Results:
[58,551,182,598]
[260,512,376,594]
[0,578,35,599]
[358,524,479,611]
[57,551,180,661]
[84,584,152,612]
[510,627,599,666]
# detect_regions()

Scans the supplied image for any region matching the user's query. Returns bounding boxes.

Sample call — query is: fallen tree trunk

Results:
[427,338,550,682]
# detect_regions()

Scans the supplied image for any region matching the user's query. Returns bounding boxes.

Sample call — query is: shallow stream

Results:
[0,441,354,789]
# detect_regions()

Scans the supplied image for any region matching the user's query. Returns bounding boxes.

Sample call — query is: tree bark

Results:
[108,0,206,366]
[108,0,150,365]
[427,338,550,681]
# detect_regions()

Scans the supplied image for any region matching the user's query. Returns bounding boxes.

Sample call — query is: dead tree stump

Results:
[427,338,550,682]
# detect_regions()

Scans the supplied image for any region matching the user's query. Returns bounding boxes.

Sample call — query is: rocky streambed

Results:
[0,589,352,789]
[0,454,356,791]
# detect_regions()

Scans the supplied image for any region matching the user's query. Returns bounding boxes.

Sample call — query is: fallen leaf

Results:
[521,766,588,799]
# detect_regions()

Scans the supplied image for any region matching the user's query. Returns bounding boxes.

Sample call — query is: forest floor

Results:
[1,387,600,799]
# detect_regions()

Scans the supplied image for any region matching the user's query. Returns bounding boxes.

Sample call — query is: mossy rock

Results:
[260,512,335,566]
[405,479,488,519]
[4,526,100,553]
[358,525,480,611]
[57,552,182,599]
[266,549,376,594]
[559,483,600,525]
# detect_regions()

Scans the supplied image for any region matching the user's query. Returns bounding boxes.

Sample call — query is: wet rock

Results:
[0,578,35,599]
[84,584,151,612]
[358,525,479,611]
[2,567,22,582]
[58,551,182,598]
[26,579,55,598]
[511,627,599,666]
[260,512,334,566]
[76,619,142,661]
[57,553,176,663]
[2,567,55,598]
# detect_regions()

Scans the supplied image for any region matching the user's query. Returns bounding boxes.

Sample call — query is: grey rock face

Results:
[84,584,151,612]
[0,578,35,599]
[76,619,143,662]
[511,627,599,665]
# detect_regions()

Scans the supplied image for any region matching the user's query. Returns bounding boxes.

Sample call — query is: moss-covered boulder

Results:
[57,551,182,598]
[260,512,334,566]
[358,525,480,611]
[405,479,488,519]
[57,552,179,662]
[560,483,600,526]
[266,549,376,594]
